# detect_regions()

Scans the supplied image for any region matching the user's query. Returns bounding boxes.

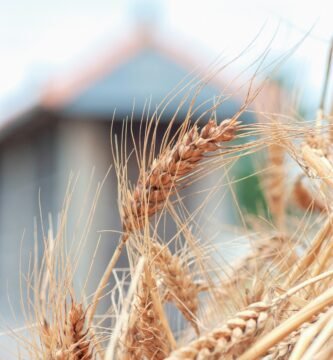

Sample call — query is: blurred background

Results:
[0,0,332,353]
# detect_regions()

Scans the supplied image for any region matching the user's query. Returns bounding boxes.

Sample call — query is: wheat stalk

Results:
[288,309,332,360]
[282,217,333,289]
[262,310,328,360]
[88,118,240,325]
[239,286,333,360]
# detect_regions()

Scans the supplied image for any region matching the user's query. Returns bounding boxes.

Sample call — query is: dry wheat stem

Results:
[87,233,129,327]
[289,309,332,360]
[313,344,333,360]
[143,263,177,349]
[104,257,145,360]
[238,286,333,360]
[275,269,333,306]
[263,310,329,359]
[311,238,333,279]
[283,216,333,288]
[302,312,333,360]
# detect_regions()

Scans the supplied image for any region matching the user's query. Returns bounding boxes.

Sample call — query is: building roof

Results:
[0,24,244,137]
[40,26,241,120]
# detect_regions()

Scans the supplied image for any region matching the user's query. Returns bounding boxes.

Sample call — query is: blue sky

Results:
[0,0,332,118]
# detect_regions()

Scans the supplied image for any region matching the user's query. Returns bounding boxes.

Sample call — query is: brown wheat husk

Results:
[150,241,202,334]
[118,269,172,360]
[122,118,240,233]
[166,260,333,360]
[165,301,271,359]
[40,300,92,360]
[239,286,333,360]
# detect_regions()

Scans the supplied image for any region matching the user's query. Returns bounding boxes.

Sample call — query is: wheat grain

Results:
[118,270,172,360]
[165,302,270,359]
[64,302,92,360]
[151,241,202,334]
[40,301,92,360]
[122,118,239,233]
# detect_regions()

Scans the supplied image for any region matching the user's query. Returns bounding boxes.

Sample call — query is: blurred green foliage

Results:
[234,152,268,217]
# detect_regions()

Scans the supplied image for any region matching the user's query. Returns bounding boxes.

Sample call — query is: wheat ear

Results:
[63,302,92,359]
[118,267,172,360]
[40,301,92,360]
[167,267,333,360]
[216,235,294,305]
[151,241,202,334]
[165,301,270,359]
[123,118,239,232]
[88,118,239,325]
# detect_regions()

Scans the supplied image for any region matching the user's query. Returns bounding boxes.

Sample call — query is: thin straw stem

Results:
[104,256,145,360]
[239,287,333,360]
[87,233,129,326]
